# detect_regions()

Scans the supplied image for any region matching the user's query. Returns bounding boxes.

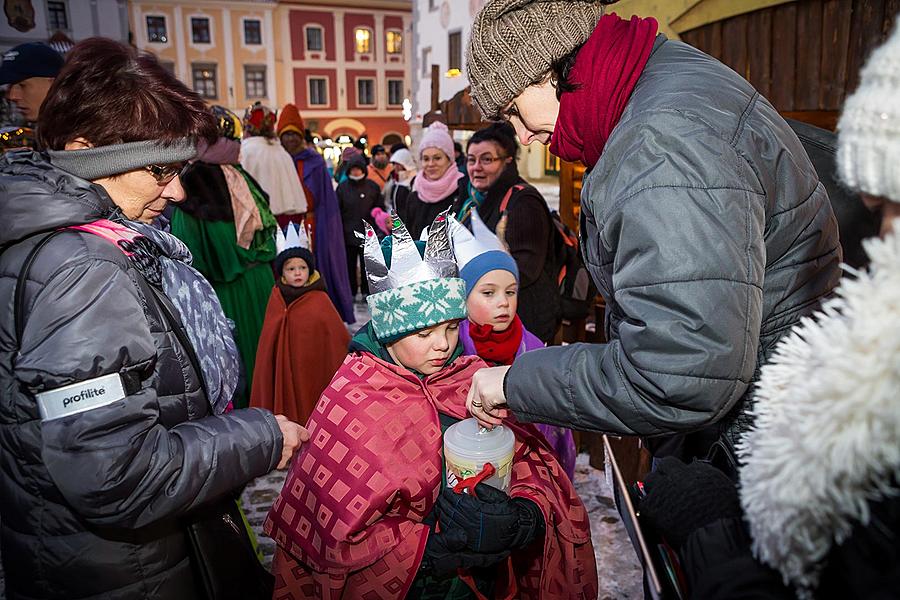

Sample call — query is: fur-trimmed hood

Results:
[739,224,900,594]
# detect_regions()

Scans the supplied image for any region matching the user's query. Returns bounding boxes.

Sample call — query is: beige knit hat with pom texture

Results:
[837,20,900,201]
[466,0,605,119]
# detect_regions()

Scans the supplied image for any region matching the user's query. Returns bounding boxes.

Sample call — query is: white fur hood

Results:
[738,226,900,593]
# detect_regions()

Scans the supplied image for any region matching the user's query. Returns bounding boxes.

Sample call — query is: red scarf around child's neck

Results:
[469,316,524,366]
[549,13,658,169]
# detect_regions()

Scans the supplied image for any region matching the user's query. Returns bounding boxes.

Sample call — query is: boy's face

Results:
[281,257,310,287]
[387,320,460,375]
[467,270,518,332]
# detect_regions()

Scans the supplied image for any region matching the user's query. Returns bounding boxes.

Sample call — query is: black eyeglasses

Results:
[145,161,188,185]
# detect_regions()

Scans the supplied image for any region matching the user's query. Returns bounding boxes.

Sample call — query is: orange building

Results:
[129,1,278,113]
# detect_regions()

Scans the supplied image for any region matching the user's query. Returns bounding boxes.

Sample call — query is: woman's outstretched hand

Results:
[466,366,512,429]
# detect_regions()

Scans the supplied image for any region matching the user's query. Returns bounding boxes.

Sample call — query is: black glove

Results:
[436,482,545,554]
[420,527,511,580]
[638,456,742,550]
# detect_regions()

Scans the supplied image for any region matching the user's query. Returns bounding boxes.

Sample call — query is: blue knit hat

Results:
[448,212,519,297]
[460,250,519,296]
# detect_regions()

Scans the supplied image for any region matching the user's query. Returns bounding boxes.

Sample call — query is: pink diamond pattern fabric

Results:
[266,352,598,599]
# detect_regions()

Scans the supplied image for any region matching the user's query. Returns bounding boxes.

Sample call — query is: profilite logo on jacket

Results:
[35,373,126,421]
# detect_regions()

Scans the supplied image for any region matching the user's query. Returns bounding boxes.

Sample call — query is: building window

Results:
[244,19,262,45]
[309,78,327,105]
[386,30,402,54]
[146,15,167,43]
[191,17,211,44]
[47,1,68,31]
[387,79,403,106]
[354,28,371,54]
[245,65,266,98]
[357,78,375,106]
[192,64,217,99]
[421,47,431,76]
[448,31,461,71]
[306,26,323,52]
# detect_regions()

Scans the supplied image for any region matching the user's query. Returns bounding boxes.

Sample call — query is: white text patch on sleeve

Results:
[36,373,126,421]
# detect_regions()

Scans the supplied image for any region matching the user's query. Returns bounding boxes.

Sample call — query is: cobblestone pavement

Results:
[241,453,643,599]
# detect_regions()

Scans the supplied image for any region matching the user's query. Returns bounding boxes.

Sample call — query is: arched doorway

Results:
[381,132,403,147]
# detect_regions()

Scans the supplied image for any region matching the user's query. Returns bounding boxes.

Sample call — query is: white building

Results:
[410,0,549,181]
[0,0,129,52]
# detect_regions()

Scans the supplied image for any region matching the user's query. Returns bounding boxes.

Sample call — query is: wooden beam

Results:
[430,64,439,112]
[611,0,701,39]
[671,0,796,35]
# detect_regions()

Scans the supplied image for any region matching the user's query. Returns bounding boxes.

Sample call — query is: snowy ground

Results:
[241,453,643,599]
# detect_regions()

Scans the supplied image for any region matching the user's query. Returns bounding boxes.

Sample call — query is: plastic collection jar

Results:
[443,418,515,492]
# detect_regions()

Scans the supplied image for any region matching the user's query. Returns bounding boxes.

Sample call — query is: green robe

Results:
[170,171,277,408]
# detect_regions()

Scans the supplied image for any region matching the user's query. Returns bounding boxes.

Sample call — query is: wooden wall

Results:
[680,0,899,129]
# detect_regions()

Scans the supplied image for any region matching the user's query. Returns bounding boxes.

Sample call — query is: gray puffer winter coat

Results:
[0,150,283,599]
[505,37,841,449]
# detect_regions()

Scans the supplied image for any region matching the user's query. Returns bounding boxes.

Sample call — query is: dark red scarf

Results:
[550,13,658,168]
[469,316,524,366]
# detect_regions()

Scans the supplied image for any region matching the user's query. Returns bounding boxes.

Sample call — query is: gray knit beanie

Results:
[466,0,605,119]
[46,138,198,181]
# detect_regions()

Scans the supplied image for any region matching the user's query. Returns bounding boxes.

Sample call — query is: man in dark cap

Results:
[0,42,64,123]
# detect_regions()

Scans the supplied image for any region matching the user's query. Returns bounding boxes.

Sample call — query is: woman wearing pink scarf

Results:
[397,122,464,239]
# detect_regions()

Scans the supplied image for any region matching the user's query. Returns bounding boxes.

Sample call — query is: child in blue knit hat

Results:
[450,212,577,479]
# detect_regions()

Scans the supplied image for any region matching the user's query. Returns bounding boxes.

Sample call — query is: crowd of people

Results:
[0,0,898,598]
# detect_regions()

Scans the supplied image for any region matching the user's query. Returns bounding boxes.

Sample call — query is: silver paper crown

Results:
[275,220,310,254]
[363,210,457,294]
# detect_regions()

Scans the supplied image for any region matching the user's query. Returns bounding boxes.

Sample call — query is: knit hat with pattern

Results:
[837,21,900,201]
[467,0,606,119]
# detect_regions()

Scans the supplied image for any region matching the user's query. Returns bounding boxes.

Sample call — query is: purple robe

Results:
[294,148,355,324]
[459,319,577,480]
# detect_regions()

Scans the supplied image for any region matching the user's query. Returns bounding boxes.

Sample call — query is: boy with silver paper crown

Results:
[449,212,577,481]
[250,222,350,425]
[265,213,597,599]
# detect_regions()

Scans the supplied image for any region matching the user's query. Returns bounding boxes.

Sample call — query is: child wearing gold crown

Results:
[264,213,596,599]
[250,222,350,425]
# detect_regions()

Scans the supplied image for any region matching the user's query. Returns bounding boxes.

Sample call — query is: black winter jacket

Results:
[398,181,460,241]
[337,178,383,245]
[0,150,283,600]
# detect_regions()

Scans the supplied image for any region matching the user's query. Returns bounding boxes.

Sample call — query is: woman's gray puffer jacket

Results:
[505,36,842,453]
[0,150,283,599]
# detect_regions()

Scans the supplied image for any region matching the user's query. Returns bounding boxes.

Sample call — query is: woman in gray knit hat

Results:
[466,0,841,468]
[0,39,306,600]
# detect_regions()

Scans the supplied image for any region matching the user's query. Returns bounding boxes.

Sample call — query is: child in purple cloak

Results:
[450,214,577,479]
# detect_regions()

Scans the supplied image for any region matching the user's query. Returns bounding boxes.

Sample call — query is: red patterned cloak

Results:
[265,352,598,599]
[250,284,350,425]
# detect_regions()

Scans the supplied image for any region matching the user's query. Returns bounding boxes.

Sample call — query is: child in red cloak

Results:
[250,244,350,425]
[264,214,597,599]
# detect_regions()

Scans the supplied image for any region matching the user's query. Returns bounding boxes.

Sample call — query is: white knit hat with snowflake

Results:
[837,19,900,201]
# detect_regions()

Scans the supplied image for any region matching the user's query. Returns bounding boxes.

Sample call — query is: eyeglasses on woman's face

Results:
[144,161,188,185]
[466,154,506,167]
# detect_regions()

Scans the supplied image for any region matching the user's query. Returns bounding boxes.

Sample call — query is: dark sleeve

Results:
[397,190,416,225]
[681,519,792,599]
[505,183,764,435]
[503,190,552,287]
[17,257,282,529]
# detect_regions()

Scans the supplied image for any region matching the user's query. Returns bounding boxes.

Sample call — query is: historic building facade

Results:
[277,0,411,146]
